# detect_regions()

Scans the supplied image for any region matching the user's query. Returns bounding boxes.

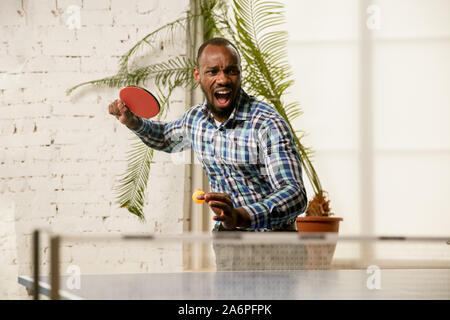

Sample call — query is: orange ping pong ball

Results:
[192,189,205,204]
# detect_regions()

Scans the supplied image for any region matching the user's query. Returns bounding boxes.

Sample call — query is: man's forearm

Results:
[240,183,307,230]
[130,116,191,153]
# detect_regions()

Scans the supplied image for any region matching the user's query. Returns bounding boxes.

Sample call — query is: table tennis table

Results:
[18,268,449,300]
[17,230,450,300]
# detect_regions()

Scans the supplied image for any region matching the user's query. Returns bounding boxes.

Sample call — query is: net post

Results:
[32,229,40,300]
[50,236,60,300]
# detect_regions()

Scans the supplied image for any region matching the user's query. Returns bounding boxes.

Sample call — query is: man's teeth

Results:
[217,91,231,94]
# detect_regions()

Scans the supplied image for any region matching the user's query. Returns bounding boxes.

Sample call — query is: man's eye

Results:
[206,70,217,75]
[226,68,240,75]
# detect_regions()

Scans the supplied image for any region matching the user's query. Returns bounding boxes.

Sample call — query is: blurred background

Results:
[285,0,450,237]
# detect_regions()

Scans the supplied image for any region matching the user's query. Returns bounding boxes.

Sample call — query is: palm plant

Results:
[67,0,331,221]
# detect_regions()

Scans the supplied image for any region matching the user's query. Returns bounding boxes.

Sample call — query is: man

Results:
[108,37,307,232]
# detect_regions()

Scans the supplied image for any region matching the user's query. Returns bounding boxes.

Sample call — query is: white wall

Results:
[0,0,190,299]
[284,0,450,237]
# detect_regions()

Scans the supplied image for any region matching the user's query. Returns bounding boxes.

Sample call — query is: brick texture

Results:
[0,0,190,299]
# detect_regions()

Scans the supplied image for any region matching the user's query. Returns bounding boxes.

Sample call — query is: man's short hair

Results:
[196,37,241,66]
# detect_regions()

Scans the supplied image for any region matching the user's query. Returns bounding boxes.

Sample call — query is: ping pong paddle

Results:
[119,86,160,119]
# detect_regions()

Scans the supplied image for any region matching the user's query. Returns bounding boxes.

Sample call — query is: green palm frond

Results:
[150,57,197,88]
[232,0,292,102]
[284,101,303,121]
[66,56,196,96]
[115,138,154,221]
[200,0,230,39]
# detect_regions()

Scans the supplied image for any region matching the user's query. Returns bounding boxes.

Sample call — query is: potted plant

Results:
[297,192,343,233]
[67,0,342,237]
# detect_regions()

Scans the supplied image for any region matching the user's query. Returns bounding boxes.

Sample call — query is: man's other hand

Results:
[202,192,250,230]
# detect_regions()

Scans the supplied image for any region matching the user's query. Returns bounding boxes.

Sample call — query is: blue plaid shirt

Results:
[132,89,307,231]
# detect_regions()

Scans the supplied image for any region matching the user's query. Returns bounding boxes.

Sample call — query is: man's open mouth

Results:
[214,89,232,107]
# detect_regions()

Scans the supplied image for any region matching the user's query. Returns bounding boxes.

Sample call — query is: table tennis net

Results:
[28,232,449,277]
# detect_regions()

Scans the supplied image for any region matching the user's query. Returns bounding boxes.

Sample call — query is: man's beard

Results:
[205,100,234,120]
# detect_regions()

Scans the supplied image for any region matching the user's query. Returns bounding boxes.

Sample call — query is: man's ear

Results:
[193,67,200,83]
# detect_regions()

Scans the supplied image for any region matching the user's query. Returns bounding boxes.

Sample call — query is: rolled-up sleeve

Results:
[241,116,307,230]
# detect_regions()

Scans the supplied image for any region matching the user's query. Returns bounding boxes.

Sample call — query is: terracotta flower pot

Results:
[296,216,343,233]
[296,216,343,269]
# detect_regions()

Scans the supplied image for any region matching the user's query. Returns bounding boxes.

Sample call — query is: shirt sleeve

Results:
[131,112,191,153]
[240,116,308,230]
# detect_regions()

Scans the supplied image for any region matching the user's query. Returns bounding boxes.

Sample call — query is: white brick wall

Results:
[0,0,191,299]
[0,196,26,299]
